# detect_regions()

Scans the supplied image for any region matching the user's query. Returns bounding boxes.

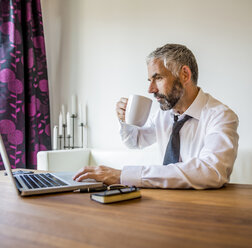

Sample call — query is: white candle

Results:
[83,104,87,126]
[59,112,63,135]
[79,103,83,123]
[53,126,58,150]
[67,112,71,136]
[61,105,66,124]
[72,95,77,116]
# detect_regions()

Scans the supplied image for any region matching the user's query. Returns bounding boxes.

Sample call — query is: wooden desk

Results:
[0,171,252,248]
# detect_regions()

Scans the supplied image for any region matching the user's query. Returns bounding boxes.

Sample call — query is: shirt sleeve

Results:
[119,114,157,149]
[121,109,239,189]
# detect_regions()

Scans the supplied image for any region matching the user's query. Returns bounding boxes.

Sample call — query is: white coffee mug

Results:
[125,94,152,126]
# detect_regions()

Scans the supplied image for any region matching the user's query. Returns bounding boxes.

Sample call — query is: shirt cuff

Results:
[119,120,128,133]
[121,166,143,187]
[119,119,131,130]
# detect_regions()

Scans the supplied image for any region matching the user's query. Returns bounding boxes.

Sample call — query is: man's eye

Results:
[156,76,162,80]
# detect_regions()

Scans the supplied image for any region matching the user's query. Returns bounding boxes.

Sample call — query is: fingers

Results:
[75,172,96,182]
[73,166,104,182]
[116,97,128,121]
[72,166,94,180]
[117,97,128,106]
[73,165,121,185]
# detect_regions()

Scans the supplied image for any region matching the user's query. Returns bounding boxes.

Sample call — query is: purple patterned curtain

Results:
[0,0,51,170]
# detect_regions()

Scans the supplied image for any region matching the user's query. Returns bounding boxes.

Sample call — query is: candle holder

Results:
[63,124,66,148]
[67,135,71,149]
[55,106,87,150]
[59,115,87,149]
[58,135,63,150]
[71,114,77,149]
[80,123,87,148]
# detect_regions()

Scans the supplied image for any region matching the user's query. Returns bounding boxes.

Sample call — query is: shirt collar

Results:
[169,88,207,121]
[183,88,207,120]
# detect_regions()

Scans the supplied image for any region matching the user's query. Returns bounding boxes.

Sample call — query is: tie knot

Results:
[174,115,179,122]
[172,115,192,133]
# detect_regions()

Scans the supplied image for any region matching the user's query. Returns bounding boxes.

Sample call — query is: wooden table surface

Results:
[0,170,252,248]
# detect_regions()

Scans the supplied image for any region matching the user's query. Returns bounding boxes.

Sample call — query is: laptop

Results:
[0,134,103,196]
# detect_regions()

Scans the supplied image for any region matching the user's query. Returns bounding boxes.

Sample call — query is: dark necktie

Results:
[163,115,192,165]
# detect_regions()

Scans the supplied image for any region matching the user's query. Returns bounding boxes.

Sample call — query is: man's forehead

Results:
[148,58,163,67]
[147,58,169,76]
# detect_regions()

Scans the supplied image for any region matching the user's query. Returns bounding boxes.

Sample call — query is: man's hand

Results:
[73,165,121,185]
[116,97,128,122]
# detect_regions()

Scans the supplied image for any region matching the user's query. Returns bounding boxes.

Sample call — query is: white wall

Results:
[41,0,252,150]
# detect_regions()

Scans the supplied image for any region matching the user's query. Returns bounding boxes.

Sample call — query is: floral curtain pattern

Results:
[0,0,51,170]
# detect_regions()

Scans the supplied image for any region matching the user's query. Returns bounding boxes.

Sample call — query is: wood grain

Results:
[0,170,252,248]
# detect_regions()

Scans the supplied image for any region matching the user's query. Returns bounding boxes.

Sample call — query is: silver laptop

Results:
[0,134,103,196]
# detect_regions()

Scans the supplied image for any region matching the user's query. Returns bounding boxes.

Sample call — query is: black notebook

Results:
[90,187,141,204]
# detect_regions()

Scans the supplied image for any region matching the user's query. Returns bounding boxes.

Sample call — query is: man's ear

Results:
[179,65,191,85]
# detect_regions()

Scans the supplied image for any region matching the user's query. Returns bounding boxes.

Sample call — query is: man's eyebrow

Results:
[148,73,160,81]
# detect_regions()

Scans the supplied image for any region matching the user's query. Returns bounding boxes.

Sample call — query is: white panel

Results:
[37,149,90,172]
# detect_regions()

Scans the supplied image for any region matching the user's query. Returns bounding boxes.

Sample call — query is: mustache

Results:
[154,93,166,99]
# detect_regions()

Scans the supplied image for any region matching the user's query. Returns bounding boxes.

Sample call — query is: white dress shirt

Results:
[119,89,239,189]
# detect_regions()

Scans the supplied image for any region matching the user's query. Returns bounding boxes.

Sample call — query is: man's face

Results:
[147,59,184,111]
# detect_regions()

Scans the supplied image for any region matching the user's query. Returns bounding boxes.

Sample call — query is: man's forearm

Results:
[120,156,233,189]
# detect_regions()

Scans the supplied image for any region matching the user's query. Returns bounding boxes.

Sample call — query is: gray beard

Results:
[154,79,184,111]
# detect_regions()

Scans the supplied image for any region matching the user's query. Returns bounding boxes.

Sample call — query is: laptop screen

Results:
[0,134,20,194]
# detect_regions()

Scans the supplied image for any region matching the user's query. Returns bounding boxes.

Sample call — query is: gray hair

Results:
[146,44,198,84]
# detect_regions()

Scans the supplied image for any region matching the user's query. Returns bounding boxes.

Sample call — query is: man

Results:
[73,44,239,189]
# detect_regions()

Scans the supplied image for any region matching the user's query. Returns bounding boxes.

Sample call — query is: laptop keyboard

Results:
[17,173,68,189]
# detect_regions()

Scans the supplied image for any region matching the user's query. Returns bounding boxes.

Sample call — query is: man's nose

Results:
[148,81,158,94]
